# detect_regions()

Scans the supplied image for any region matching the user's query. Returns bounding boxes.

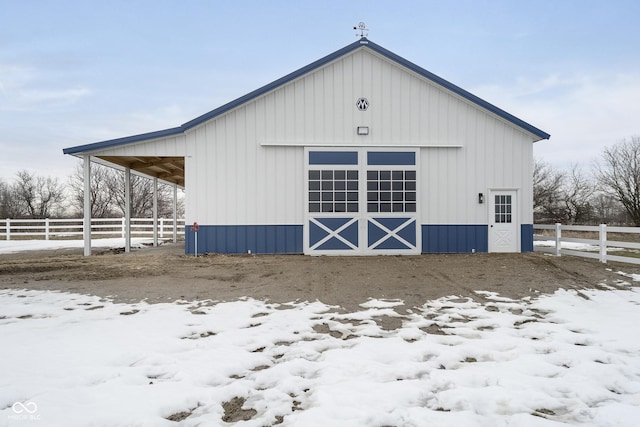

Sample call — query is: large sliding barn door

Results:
[304,148,420,255]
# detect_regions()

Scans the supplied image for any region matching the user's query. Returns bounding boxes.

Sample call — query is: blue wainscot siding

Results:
[185,223,532,255]
[422,225,488,253]
[521,224,534,252]
[185,225,303,255]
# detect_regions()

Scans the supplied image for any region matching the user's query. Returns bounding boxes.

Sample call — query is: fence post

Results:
[121,217,126,238]
[160,218,164,238]
[599,223,607,263]
[45,218,50,240]
[554,223,562,256]
[173,217,177,244]
[5,218,9,241]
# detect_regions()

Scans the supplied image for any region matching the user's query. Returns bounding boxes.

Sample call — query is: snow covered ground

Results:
[534,239,634,254]
[1,286,640,426]
[0,238,164,254]
[0,237,618,255]
[1,239,640,426]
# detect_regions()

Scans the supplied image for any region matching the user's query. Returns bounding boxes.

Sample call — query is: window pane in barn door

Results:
[366,169,417,213]
[308,169,359,213]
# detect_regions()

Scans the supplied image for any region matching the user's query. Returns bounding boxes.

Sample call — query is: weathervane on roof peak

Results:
[354,22,368,38]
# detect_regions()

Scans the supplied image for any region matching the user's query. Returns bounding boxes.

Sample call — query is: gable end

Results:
[63,38,549,155]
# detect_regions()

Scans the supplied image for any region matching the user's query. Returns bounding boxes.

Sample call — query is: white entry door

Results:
[489,190,518,253]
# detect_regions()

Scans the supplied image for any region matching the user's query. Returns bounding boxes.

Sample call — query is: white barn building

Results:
[64,38,549,256]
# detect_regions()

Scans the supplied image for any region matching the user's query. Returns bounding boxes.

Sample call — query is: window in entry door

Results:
[494,195,512,223]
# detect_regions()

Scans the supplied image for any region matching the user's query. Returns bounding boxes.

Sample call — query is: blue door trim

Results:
[367,217,417,250]
[367,151,416,165]
[309,217,359,251]
[309,151,358,165]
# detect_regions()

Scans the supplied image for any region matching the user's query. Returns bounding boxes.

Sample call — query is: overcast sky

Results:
[1,0,639,183]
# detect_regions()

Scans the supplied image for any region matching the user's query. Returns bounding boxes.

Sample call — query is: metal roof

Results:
[63,37,549,156]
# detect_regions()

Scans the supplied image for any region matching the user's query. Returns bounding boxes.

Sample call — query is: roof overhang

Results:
[74,154,185,187]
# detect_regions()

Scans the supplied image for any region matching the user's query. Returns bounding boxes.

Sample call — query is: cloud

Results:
[472,72,640,169]
[19,87,92,106]
[0,63,92,111]
[0,64,32,93]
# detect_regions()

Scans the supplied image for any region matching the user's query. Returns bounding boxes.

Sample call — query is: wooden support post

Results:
[125,168,131,253]
[83,155,92,256]
[173,184,178,244]
[153,177,158,247]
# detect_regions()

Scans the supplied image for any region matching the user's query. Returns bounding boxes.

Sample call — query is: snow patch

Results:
[1,287,640,426]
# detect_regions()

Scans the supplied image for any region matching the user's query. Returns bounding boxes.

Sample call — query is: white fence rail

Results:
[0,218,185,241]
[534,223,640,265]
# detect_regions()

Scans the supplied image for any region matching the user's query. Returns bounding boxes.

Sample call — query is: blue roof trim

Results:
[180,40,366,129]
[62,126,183,154]
[363,40,550,140]
[63,39,366,155]
[63,37,549,155]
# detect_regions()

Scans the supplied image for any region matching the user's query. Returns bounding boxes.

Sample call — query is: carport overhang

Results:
[62,125,186,187]
[62,149,185,256]
[88,155,185,187]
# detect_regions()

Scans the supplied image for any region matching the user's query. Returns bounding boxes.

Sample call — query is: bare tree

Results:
[68,160,182,218]
[534,160,596,224]
[12,170,65,218]
[0,179,20,218]
[595,136,640,226]
[68,162,118,218]
[104,170,176,218]
[533,158,565,223]
[157,183,184,218]
[591,192,628,225]
[560,164,595,224]
[110,172,152,217]
[0,180,7,218]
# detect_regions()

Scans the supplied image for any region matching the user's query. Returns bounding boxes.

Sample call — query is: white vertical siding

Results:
[185,107,304,225]
[420,120,533,225]
[180,46,535,227]
[84,44,537,233]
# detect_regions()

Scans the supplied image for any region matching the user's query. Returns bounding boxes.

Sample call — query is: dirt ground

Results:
[2,242,639,312]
